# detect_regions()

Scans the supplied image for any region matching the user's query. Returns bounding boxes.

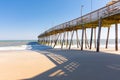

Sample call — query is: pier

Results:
[38,1,120,52]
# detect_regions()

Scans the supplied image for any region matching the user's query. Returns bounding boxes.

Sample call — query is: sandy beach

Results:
[0,47,120,80]
[0,0,120,80]
[0,50,56,80]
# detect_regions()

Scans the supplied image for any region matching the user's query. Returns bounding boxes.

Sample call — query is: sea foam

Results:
[0,45,32,51]
[0,44,53,51]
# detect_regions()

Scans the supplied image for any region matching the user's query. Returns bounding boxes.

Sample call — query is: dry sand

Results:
[0,50,56,80]
[0,48,120,80]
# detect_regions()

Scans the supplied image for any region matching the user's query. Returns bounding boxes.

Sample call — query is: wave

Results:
[0,45,52,51]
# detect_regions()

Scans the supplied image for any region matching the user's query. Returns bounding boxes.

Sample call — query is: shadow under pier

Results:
[22,49,120,80]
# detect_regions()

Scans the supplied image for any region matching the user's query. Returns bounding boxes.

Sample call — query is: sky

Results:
[0,0,119,40]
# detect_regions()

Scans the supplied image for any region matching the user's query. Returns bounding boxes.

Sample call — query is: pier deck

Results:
[38,1,120,52]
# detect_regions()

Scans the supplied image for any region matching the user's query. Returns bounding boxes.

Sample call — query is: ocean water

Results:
[0,40,52,51]
[0,40,36,47]
[0,39,119,51]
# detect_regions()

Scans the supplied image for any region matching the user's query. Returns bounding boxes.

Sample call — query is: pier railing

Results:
[38,1,120,52]
[39,1,120,37]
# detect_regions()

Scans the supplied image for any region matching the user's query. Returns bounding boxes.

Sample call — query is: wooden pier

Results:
[38,1,120,52]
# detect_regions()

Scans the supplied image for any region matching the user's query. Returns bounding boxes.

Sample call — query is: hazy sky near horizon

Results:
[1,0,119,40]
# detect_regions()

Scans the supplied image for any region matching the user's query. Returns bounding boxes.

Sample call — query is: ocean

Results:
[0,39,119,50]
[0,40,52,51]
[0,40,37,47]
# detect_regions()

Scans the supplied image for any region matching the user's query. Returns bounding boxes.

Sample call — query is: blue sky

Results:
[0,0,117,40]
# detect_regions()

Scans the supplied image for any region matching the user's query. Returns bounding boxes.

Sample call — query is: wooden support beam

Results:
[90,27,93,49]
[51,35,53,46]
[81,25,84,50]
[61,32,66,49]
[59,33,62,45]
[97,17,102,52]
[85,29,87,49]
[94,28,96,48]
[52,35,54,46]
[85,29,89,49]
[49,36,50,45]
[64,32,66,45]
[76,30,79,48]
[105,27,110,49]
[41,39,42,44]
[69,30,74,50]
[40,38,42,44]
[115,23,118,51]
[41,38,43,44]
[53,33,60,48]
[71,31,74,45]
[47,37,49,45]
[42,37,45,45]
[46,36,48,45]
[49,36,51,46]
[43,37,45,44]
[53,34,56,44]
[46,37,47,45]
[48,36,50,45]
[44,37,46,45]
[45,37,47,45]
[66,31,69,48]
